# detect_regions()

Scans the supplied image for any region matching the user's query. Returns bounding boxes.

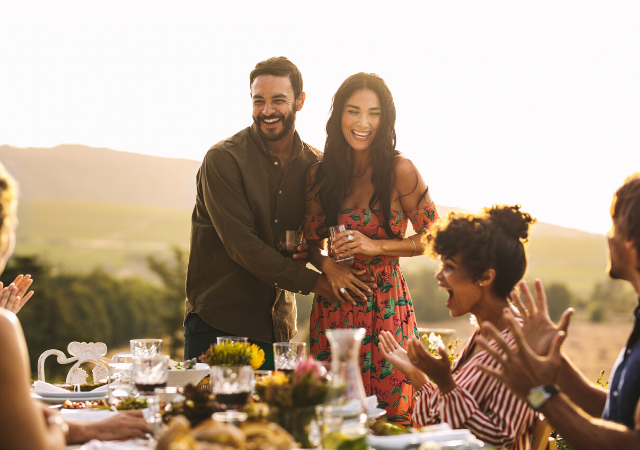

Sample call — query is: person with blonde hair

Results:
[0,162,152,449]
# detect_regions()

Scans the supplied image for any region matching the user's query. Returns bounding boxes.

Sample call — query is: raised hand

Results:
[510,279,573,356]
[476,309,566,400]
[378,330,415,375]
[0,274,34,314]
[407,335,456,394]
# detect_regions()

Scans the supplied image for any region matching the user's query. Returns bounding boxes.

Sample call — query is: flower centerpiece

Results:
[199,342,265,410]
[255,357,330,448]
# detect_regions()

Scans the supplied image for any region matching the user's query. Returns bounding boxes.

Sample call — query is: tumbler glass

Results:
[328,225,354,265]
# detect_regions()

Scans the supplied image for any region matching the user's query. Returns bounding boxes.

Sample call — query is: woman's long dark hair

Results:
[309,73,409,239]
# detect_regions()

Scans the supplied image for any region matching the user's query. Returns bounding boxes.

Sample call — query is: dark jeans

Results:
[184,314,275,370]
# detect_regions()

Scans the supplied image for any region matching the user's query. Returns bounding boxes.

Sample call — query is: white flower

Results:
[427,332,444,352]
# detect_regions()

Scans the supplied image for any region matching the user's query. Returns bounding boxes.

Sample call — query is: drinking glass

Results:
[210,366,253,411]
[328,225,354,265]
[107,363,133,405]
[216,336,249,345]
[273,342,306,373]
[132,355,169,394]
[116,353,133,363]
[130,339,163,356]
[276,230,305,258]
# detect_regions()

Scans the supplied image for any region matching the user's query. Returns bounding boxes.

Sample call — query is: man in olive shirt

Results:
[184,57,371,368]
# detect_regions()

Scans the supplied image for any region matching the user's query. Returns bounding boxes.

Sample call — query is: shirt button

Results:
[627,349,632,355]
[274,283,278,286]
[613,391,619,397]
[274,219,278,223]
[274,161,278,166]
[279,190,282,194]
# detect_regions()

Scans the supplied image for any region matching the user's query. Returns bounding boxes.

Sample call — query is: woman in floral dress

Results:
[304,73,438,426]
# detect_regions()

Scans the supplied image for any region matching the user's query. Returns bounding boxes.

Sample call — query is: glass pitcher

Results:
[323,328,368,450]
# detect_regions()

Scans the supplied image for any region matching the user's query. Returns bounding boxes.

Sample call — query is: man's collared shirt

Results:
[603,298,640,428]
[185,124,321,343]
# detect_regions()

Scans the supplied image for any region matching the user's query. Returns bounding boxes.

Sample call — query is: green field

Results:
[16,200,609,298]
[16,200,191,277]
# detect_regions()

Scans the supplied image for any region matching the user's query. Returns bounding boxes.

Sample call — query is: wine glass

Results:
[276,230,305,258]
[273,342,306,374]
[130,339,163,356]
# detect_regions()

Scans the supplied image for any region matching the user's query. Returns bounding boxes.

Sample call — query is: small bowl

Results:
[167,363,210,388]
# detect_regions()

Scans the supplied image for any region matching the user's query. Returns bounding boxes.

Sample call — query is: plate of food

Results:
[367,421,476,450]
[168,360,210,388]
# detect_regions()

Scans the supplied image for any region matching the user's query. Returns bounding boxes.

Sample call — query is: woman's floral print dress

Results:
[303,203,438,427]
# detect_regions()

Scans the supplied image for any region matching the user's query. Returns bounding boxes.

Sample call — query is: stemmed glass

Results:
[132,355,169,433]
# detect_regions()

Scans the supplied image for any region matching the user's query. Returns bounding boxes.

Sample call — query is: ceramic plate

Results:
[31,391,108,403]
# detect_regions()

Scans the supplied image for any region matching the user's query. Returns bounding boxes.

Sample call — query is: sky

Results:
[1,1,639,234]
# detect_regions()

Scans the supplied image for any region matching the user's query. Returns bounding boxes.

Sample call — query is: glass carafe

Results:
[324,328,368,449]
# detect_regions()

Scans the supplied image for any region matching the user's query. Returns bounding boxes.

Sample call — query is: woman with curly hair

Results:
[379,205,538,448]
[304,73,439,425]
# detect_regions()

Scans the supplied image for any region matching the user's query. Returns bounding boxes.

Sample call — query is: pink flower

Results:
[390,377,401,388]
[394,319,402,327]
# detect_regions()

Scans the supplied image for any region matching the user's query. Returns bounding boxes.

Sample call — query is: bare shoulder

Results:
[0,308,20,335]
[392,155,425,192]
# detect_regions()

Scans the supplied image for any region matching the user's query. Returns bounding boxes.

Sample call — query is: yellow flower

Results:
[248,344,265,369]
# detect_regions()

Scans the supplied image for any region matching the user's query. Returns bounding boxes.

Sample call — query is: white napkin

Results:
[79,439,151,450]
[33,381,72,394]
[61,409,117,422]
[33,380,111,395]
[340,394,379,415]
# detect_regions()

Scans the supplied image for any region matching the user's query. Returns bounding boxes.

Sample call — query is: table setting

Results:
[31,331,494,450]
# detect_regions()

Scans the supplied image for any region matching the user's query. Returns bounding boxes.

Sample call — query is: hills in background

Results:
[0,144,608,295]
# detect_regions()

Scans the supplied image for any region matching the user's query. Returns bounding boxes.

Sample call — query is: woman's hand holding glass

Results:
[332,229,380,258]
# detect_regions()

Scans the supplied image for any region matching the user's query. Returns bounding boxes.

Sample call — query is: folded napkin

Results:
[62,409,117,423]
[33,380,110,395]
[33,381,73,395]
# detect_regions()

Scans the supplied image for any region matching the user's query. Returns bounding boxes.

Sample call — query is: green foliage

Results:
[402,269,451,323]
[198,342,265,368]
[146,246,188,358]
[544,283,573,322]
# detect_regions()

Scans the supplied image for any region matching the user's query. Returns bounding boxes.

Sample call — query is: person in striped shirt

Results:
[379,204,538,450]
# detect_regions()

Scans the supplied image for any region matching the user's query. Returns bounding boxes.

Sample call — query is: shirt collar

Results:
[249,122,304,159]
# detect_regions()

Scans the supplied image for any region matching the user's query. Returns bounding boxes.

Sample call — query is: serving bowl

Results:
[167,363,210,388]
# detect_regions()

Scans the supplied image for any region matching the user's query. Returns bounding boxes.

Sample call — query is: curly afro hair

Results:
[427,205,536,298]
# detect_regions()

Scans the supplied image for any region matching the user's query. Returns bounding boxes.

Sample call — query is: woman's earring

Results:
[479,282,483,287]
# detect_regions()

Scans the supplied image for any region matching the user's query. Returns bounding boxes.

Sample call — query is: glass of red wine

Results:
[210,366,253,411]
[273,342,306,374]
[276,230,305,258]
[132,354,169,395]
[132,354,169,431]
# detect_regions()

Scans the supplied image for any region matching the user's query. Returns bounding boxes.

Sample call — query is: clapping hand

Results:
[476,308,566,400]
[510,279,573,356]
[407,335,457,394]
[0,274,34,314]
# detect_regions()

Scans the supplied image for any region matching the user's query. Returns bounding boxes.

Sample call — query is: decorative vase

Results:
[210,365,253,410]
[323,328,369,450]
